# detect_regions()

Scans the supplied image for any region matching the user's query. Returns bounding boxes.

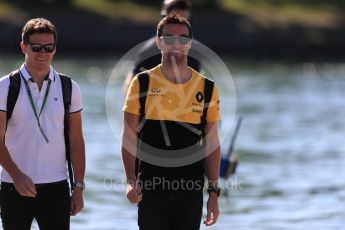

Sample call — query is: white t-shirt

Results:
[0,64,83,183]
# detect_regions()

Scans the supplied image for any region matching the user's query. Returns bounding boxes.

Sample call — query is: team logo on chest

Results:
[148,88,165,97]
[151,88,161,93]
[192,91,204,114]
[195,91,204,103]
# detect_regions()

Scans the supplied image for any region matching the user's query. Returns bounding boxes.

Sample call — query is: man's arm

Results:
[0,111,37,197]
[204,122,221,226]
[68,111,85,216]
[121,112,142,203]
[123,72,135,96]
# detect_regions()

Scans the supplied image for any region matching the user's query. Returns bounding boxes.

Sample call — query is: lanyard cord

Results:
[20,71,51,143]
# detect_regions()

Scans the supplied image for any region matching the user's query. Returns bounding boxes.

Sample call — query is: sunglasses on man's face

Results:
[160,36,191,45]
[27,41,56,53]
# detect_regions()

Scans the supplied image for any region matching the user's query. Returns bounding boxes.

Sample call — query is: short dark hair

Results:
[157,13,193,38]
[161,0,191,17]
[22,18,57,44]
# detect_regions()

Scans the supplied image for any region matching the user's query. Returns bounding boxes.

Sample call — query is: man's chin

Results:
[35,62,50,70]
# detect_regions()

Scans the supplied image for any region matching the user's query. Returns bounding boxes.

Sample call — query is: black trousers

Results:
[138,191,203,230]
[0,180,70,230]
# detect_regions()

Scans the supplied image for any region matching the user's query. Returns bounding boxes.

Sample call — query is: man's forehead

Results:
[29,33,55,41]
[162,24,189,35]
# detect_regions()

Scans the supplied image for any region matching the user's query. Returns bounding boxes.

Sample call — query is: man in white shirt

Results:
[0,18,85,230]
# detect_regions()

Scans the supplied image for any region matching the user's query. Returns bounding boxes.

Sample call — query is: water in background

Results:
[0,56,344,230]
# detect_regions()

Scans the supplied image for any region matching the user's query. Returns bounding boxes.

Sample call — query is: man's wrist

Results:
[73,181,85,190]
[126,176,137,185]
[8,165,22,179]
[207,186,221,197]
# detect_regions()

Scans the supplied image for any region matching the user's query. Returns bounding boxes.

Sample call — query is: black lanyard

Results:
[20,72,51,143]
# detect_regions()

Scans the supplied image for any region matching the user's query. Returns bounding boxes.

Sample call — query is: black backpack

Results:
[6,70,74,192]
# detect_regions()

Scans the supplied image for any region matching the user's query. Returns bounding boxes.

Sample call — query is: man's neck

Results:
[25,64,50,90]
[161,59,191,84]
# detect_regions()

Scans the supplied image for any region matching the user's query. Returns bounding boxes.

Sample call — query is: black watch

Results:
[207,187,221,196]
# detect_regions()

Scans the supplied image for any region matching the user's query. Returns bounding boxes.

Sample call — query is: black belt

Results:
[1,179,68,189]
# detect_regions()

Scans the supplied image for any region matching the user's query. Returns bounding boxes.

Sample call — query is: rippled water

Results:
[0,56,344,230]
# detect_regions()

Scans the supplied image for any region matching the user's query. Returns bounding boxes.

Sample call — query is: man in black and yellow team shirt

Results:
[122,13,221,230]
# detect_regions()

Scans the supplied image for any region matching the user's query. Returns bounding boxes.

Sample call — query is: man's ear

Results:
[20,41,27,54]
[156,37,162,50]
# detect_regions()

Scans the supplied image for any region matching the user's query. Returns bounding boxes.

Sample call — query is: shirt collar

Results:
[20,63,55,82]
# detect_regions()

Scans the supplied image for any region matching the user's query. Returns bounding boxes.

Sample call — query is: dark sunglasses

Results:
[160,36,191,45]
[27,41,56,53]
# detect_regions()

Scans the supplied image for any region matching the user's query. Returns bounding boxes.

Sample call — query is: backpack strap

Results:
[59,73,74,192]
[200,78,214,136]
[137,72,150,121]
[6,70,21,123]
[136,72,149,177]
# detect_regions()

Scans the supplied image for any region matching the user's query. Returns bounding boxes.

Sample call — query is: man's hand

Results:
[204,193,219,226]
[126,181,142,203]
[12,171,37,197]
[70,189,84,216]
